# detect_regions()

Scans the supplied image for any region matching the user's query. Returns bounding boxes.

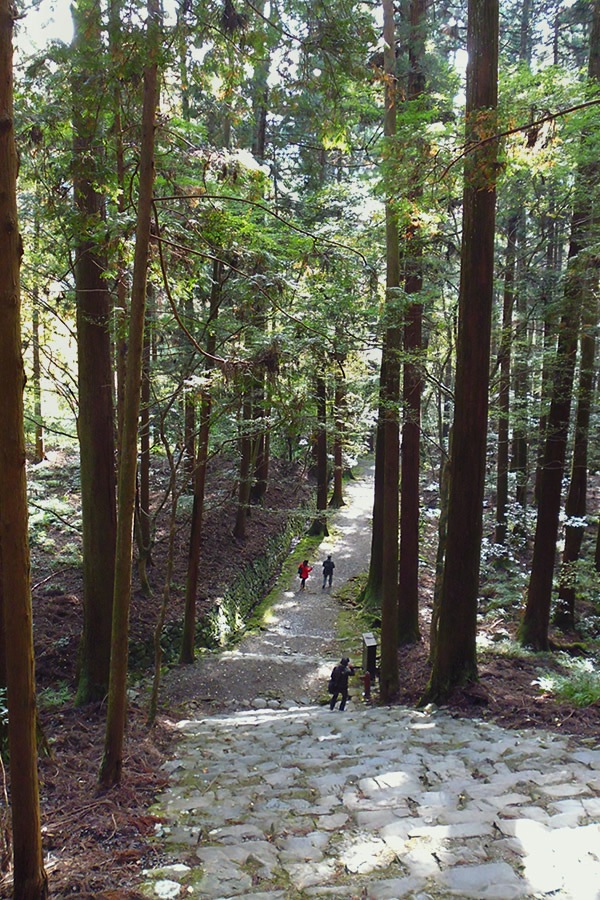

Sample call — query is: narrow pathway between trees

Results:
[141,466,600,899]
[160,461,376,715]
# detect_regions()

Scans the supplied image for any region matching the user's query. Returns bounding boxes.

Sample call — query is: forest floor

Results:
[1,454,599,898]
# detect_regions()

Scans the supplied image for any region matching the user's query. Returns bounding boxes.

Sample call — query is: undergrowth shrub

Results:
[534,654,600,707]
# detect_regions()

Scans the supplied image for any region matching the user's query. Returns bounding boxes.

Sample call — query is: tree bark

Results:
[329,355,346,509]
[361,387,385,610]
[100,0,160,787]
[248,4,272,507]
[398,0,427,645]
[520,0,600,650]
[424,0,499,703]
[308,371,329,536]
[72,0,118,705]
[32,285,45,463]
[378,0,401,703]
[495,214,518,543]
[534,203,561,505]
[251,390,271,506]
[430,433,451,654]
[555,301,597,628]
[233,386,256,541]
[109,0,129,447]
[135,283,154,596]
[0,2,48,891]
[181,259,221,663]
[510,212,529,508]
[147,443,179,726]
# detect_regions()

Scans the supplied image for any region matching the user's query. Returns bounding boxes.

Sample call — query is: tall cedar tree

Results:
[329,340,347,509]
[249,0,273,506]
[511,210,528,507]
[0,1,48,893]
[72,0,117,704]
[520,0,600,650]
[135,282,153,595]
[424,0,499,702]
[32,284,45,462]
[100,0,160,787]
[233,380,255,540]
[397,0,427,644]
[555,300,597,628]
[534,201,561,505]
[109,0,129,444]
[181,259,222,663]
[495,213,518,544]
[307,368,330,536]
[378,0,401,702]
[361,379,385,609]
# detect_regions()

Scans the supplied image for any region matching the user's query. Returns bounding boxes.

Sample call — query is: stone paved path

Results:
[140,467,600,900]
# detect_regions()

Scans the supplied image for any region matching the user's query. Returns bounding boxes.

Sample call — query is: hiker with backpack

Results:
[297,559,313,590]
[328,656,355,711]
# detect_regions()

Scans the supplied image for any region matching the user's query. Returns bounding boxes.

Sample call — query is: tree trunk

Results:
[308,371,329,536]
[99,0,160,787]
[424,0,499,704]
[32,286,45,463]
[520,284,584,647]
[72,0,117,705]
[109,0,128,448]
[398,0,427,645]
[361,391,385,610]
[136,283,153,596]
[430,434,451,656]
[250,373,270,506]
[181,258,221,663]
[147,444,179,726]
[378,0,401,703]
[519,0,533,64]
[0,2,48,891]
[520,0,600,650]
[511,210,528,508]
[184,375,196,482]
[233,387,256,541]
[534,203,560,505]
[329,359,346,508]
[555,303,597,628]
[249,19,272,507]
[495,214,518,543]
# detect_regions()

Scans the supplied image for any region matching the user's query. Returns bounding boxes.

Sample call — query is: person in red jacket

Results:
[297,559,313,590]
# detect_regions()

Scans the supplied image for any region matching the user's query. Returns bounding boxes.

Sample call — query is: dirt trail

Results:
[161,463,374,715]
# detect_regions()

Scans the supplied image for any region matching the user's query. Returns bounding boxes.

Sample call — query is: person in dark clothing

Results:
[322,554,335,589]
[329,656,355,711]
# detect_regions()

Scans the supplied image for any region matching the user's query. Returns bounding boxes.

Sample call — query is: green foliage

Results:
[27,460,82,570]
[478,535,530,619]
[533,655,600,707]
[557,552,600,603]
[38,682,73,709]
